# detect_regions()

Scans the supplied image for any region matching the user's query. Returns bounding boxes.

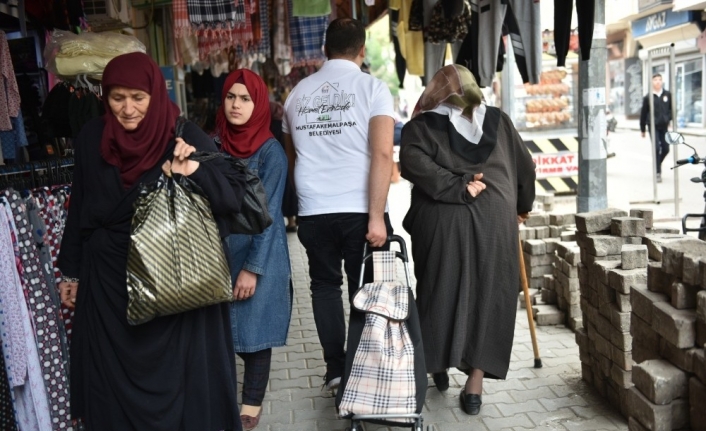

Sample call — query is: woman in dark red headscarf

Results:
[57,52,246,431]
[217,69,292,431]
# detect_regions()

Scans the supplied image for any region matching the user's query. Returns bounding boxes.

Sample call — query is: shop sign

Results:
[160,66,177,103]
[632,10,694,38]
[638,0,671,13]
[524,138,579,180]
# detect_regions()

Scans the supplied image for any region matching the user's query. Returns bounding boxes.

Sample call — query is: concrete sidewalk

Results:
[239,181,629,431]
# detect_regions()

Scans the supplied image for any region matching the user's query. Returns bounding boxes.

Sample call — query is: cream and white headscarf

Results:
[412,64,487,144]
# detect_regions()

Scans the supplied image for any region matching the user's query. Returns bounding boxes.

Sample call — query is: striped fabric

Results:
[288,0,327,66]
[126,175,232,325]
[339,274,416,421]
[173,0,190,38]
[372,250,397,283]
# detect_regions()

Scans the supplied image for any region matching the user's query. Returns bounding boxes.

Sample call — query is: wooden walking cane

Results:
[518,236,542,368]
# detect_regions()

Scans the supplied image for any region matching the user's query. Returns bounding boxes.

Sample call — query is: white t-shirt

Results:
[282,59,395,216]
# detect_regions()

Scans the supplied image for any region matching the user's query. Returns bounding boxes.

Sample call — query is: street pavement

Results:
[235,175,634,430]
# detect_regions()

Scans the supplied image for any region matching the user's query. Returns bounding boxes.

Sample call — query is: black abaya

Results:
[58,118,245,431]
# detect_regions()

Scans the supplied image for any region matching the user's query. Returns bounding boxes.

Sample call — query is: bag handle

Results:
[189,151,229,163]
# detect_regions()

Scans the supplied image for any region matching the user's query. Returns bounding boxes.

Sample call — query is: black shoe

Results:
[432,371,449,392]
[460,390,482,415]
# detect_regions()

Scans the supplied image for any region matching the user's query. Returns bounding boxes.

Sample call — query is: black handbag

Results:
[176,118,272,235]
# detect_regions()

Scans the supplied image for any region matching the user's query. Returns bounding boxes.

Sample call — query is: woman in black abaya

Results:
[57,52,246,431]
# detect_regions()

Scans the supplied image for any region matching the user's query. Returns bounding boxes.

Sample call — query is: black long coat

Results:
[400,108,535,379]
[58,118,245,430]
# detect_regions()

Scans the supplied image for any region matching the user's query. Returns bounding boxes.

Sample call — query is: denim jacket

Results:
[225,138,292,352]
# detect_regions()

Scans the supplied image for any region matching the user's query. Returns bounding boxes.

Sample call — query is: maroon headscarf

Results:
[100,52,181,188]
[216,69,274,158]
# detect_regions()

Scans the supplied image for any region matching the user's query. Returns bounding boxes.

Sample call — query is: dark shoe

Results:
[432,371,449,392]
[240,407,262,430]
[460,390,482,415]
[286,225,297,233]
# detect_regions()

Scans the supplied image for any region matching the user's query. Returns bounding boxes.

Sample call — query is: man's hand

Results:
[641,132,646,138]
[366,217,387,248]
[59,281,78,309]
[467,173,486,198]
[233,269,257,300]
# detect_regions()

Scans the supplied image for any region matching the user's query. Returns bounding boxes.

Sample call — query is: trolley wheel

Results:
[414,417,423,431]
[349,420,362,431]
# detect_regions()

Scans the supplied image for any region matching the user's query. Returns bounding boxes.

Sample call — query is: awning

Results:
[673,0,706,11]
[633,22,702,48]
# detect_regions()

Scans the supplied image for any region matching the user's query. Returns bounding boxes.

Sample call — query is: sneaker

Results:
[657,173,662,183]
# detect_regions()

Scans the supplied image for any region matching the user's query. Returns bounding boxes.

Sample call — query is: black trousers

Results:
[652,128,670,174]
[297,213,393,380]
[236,349,272,406]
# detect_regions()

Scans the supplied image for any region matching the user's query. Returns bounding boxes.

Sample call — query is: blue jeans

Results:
[297,213,393,380]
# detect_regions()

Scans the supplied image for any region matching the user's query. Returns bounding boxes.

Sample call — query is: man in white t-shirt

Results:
[282,18,395,393]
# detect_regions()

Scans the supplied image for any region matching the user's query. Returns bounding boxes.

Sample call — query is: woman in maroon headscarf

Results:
[217,69,292,431]
[56,52,246,431]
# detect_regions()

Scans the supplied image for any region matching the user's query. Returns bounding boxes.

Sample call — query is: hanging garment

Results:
[554,0,595,66]
[0,353,18,431]
[292,0,331,17]
[423,0,464,82]
[456,0,540,87]
[424,0,471,44]
[0,31,20,131]
[273,0,292,76]
[254,0,271,57]
[3,190,72,431]
[187,0,237,29]
[0,200,53,431]
[0,112,29,161]
[394,0,424,77]
[173,0,191,38]
[288,0,327,67]
[389,9,407,87]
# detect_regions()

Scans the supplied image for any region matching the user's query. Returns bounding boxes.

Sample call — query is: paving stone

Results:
[535,226,551,239]
[651,302,697,348]
[690,377,706,431]
[562,259,579,278]
[482,413,535,430]
[611,217,646,238]
[702,259,706,290]
[658,339,699,373]
[519,225,536,240]
[560,231,577,242]
[661,238,706,277]
[628,416,648,431]
[542,289,558,304]
[610,304,631,332]
[698,317,706,348]
[630,314,660,360]
[527,264,554,278]
[698,290,706,322]
[533,305,565,326]
[682,254,704,286]
[610,364,633,389]
[584,235,625,257]
[608,268,648,295]
[630,285,668,325]
[611,327,632,352]
[642,233,688,262]
[544,237,561,253]
[550,213,576,226]
[525,213,550,227]
[630,209,654,229]
[592,260,622,285]
[616,292,631,313]
[625,236,644,245]
[627,386,672,431]
[523,239,547,255]
[611,344,633,371]
[549,225,562,238]
[632,359,688,405]
[524,251,554,267]
[647,262,669,295]
[670,281,700,310]
[689,348,706,384]
[575,208,629,234]
[621,244,648,270]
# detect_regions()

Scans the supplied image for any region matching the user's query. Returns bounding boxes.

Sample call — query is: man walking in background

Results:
[640,73,672,183]
[281,18,395,393]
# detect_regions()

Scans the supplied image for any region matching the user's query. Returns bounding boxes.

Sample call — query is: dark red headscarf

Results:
[100,52,181,188]
[216,69,274,158]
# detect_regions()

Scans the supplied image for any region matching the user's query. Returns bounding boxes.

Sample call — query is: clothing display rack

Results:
[0,158,74,190]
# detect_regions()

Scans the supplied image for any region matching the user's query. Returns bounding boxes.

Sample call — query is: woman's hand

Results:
[166,137,200,176]
[466,173,486,198]
[518,212,530,224]
[233,269,257,300]
[59,281,78,309]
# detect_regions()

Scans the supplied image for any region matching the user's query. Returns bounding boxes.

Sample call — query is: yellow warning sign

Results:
[524,137,579,195]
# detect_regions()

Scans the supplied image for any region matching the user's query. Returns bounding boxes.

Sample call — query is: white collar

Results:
[653,88,664,97]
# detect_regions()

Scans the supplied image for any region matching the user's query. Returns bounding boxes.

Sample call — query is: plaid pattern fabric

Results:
[339,280,416,421]
[288,0,327,66]
[254,0,271,56]
[173,0,190,37]
[187,0,237,27]
[373,251,397,283]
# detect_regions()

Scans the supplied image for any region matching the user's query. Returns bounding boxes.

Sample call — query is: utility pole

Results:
[577,0,607,212]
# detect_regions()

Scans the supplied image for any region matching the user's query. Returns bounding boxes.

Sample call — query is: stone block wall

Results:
[565,208,706,430]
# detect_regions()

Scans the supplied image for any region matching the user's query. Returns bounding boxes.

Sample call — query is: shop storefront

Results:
[632,8,706,127]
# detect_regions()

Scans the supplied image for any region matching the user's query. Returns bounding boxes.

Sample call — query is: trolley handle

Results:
[361,234,409,264]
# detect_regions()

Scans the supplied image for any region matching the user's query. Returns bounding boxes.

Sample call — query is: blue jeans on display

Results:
[653,128,670,174]
[297,212,393,381]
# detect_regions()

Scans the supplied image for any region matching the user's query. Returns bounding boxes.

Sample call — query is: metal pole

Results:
[670,43,680,217]
[577,0,607,212]
[351,0,357,19]
[501,36,516,118]
[648,51,659,203]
